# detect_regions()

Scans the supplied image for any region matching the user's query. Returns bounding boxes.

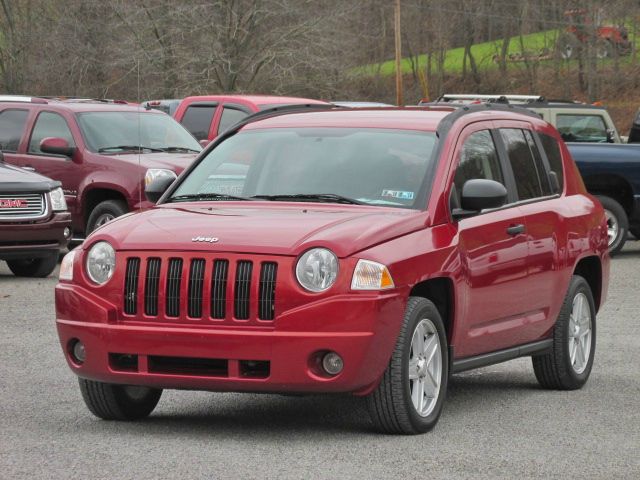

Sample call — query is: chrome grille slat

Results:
[0,193,46,219]
[211,259,229,319]
[234,261,252,320]
[124,258,141,315]
[258,262,277,320]
[144,258,161,316]
[165,258,183,317]
[188,259,206,318]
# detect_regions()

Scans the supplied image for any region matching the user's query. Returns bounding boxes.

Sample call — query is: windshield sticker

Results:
[382,190,415,200]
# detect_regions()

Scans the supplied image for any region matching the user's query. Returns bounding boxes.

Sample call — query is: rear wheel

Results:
[79,379,162,420]
[597,195,628,255]
[532,275,596,390]
[7,252,59,277]
[367,297,448,434]
[86,199,128,235]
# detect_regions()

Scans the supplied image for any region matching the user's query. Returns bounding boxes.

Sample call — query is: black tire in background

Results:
[629,227,640,240]
[367,297,448,435]
[597,195,628,255]
[79,379,162,420]
[532,275,596,390]
[6,252,59,278]
[86,199,128,235]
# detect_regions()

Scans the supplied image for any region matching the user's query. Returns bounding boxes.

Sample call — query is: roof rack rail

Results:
[236,103,338,125]
[0,95,48,104]
[434,94,547,105]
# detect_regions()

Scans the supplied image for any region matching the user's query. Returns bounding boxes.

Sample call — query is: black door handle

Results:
[506,224,525,236]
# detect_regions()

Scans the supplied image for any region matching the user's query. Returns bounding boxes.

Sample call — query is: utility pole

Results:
[394,0,403,106]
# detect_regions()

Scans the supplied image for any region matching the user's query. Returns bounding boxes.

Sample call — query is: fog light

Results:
[71,340,86,364]
[322,352,344,376]
[64,227,71,238]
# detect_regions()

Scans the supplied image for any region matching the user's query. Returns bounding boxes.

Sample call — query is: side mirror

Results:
[199,139,210,148]
[453,179,507,219]
[40,137,76,157]
[145,176,175,203]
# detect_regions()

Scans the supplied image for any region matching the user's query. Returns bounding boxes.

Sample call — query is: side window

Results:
[0,109,29,152]
[522,129,552,196]
[218,107,249,135]
[539,133,564,191]
[454,130,504,204]
[500,128,543,201]
[181,105,216,141]
[556,114,607,142]
[28,112,75,154]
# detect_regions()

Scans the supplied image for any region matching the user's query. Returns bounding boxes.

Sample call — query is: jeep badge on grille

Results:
[192,236,219,243]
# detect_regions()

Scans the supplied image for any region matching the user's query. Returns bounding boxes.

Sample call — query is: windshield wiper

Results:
[156,146,201,153]
[251,193,363,205]
[98,145,164,153]
[170,193,251,202]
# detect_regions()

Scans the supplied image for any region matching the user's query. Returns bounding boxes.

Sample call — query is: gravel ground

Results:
[1,244,639,480]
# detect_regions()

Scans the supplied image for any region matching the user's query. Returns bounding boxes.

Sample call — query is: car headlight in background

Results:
[49,187,67,212]
[86,241,116,285]
[144,168,177,187]
[295,248,339,292]
[351,259,394,290]
[59,249,77,281]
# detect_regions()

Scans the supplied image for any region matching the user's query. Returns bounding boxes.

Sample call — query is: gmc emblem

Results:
[0,199,28,208]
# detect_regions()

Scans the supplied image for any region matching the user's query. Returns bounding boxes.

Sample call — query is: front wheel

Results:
[86,199,128,235]
[79,379,162,420]
[6,252,59,278]
[597,195,628,255]
[532,275,596,390]
[367,297,448,434]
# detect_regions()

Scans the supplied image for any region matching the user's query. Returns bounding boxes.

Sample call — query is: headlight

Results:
[144,168,177,187]
[49,187,67,212]
[86,241,116,285]
[351,259,394,290]
[295,248,339,292]
[59,249,77,281]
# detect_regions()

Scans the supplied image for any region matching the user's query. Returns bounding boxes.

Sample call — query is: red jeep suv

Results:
[0,96,201,240]
[55,105,609,434]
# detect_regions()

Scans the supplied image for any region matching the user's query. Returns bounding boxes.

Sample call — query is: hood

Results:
[107,152,199,173]
[0,162,60,193]
[90,202,429,257]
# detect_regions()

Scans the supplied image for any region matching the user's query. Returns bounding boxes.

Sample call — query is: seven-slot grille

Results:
[0,193,46,219]
[122,255,278,326]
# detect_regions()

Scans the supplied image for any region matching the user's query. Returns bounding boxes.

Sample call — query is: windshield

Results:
[77,111,201,153]
[170,128,437,209]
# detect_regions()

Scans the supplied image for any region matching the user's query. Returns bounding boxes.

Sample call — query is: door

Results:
[16,111,82,215]
[451,126,530,358]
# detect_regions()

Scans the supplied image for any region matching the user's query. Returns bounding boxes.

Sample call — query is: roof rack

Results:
[435,94,547,105]
[0,95,48,104]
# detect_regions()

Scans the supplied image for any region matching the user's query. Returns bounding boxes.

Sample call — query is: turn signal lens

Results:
[59,249,77,281]
[351,259,395,290]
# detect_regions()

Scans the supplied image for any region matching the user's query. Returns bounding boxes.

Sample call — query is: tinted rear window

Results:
[539,133,564,191]
[500,128,543,201]
[0,109,28,152]
[181,105,216,140]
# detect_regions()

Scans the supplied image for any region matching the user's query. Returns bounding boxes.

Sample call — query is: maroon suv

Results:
[0,96,201,240]
[1,156,71,277]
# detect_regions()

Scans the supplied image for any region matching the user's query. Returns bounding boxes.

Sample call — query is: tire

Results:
[7,252,59,278]
[597,195,628,255]
[367,297,449,434]
[79,378,162,420]
[629,227,640,240]
[557,33,581,60]
[86,199,128,235]
[532,275,596,390]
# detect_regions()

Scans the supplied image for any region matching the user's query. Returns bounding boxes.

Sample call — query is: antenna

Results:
[137,58,142,211]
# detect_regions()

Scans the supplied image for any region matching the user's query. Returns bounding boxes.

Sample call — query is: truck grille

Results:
[0,193,46,220]
[121,254,279,327]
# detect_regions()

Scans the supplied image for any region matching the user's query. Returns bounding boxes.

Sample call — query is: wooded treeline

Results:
[1,0,639,104]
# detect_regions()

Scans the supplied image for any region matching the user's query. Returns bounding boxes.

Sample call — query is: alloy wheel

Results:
[408,318,442,417]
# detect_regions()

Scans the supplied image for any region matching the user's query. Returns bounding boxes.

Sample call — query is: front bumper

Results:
[55,283,406,394]
[0,212,71,260]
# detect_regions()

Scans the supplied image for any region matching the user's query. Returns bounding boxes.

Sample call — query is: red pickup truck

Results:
[144,95,328,143]
[56,105,609,434]
[0,97,201,239]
